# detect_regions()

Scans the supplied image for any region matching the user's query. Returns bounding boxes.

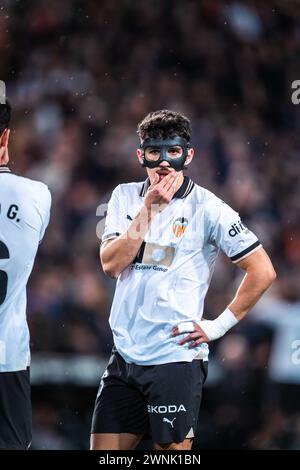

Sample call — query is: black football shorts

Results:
[91,349,207,444]
[0,367,32,450]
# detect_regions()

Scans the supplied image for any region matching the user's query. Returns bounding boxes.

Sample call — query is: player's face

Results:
[136,147,194,183]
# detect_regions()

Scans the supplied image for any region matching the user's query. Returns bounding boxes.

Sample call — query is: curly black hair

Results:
[0,101,11,134]
[137,109,191,142]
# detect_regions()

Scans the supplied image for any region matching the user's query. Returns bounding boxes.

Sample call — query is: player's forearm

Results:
[101,236,143,278]
[228,264,276,321]
[194,261,276,342]
[193,249,276,342]
[101,204,154,278]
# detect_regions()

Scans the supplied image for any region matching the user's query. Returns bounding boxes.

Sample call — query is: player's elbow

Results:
[100,246,128,278]
[259,263,277,288]
[103,266,120,279]
[269,266,277,283]
[100,248,118,278]
[101,261,120,279]
[247,257,276,290]
[267,266,277,286]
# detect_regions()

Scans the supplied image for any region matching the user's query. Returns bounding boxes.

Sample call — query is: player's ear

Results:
[185,147,194,166]
[2,129,10,147]
[0,128,10,147]
[0,129,9,165]
[136,148,143,164]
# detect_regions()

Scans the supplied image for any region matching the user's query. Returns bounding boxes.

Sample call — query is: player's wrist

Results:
[197,308,238,341]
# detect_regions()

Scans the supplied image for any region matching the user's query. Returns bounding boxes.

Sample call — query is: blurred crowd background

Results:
[0,0,299,450]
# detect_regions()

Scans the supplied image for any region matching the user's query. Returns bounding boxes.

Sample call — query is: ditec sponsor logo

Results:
[228,220,248,237]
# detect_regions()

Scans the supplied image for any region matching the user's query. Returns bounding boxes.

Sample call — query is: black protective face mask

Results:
[140,136,189,171]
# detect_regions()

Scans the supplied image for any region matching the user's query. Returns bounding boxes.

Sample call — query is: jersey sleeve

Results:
[38,186,52,242]
[101,185,126,243]
[208,198,261,263]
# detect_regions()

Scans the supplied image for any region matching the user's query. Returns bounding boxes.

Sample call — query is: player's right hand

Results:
[144,172,179,213]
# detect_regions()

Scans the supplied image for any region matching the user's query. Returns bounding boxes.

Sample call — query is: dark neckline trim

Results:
[0,166,11,173]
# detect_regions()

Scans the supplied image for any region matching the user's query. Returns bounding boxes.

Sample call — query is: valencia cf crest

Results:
[172,217,188,237]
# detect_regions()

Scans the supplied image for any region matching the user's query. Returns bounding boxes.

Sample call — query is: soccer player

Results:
[91,110,276,450]
[0,101,51,449]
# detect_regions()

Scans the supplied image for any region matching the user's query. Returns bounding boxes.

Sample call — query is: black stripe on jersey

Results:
[180,178,195,198]
[140,179,150,197]
[230,240,261,262]
[133,241,146,264]
[0,166,11,173]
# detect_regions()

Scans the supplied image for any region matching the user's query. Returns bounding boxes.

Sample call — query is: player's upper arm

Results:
[207,197,261,263]
[236,246,276,280]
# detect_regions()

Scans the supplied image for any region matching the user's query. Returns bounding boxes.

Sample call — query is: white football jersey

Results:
[102,176,261,366]
[0,166,51,372]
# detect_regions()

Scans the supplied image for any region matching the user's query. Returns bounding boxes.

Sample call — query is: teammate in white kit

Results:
[91,110,276,450]
[0,101,51,449]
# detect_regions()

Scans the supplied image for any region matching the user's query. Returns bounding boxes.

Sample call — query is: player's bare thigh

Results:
[154,438,192,451]
[90,433,143,450]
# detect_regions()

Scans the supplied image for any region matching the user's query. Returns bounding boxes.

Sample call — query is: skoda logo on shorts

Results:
[172,217,188,238]
[147,404,187,413]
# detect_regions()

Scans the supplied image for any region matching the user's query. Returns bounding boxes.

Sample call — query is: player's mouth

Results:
[156,169,172,178]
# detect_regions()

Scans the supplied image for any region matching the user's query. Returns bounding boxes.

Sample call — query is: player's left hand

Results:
[171,322,210,348]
